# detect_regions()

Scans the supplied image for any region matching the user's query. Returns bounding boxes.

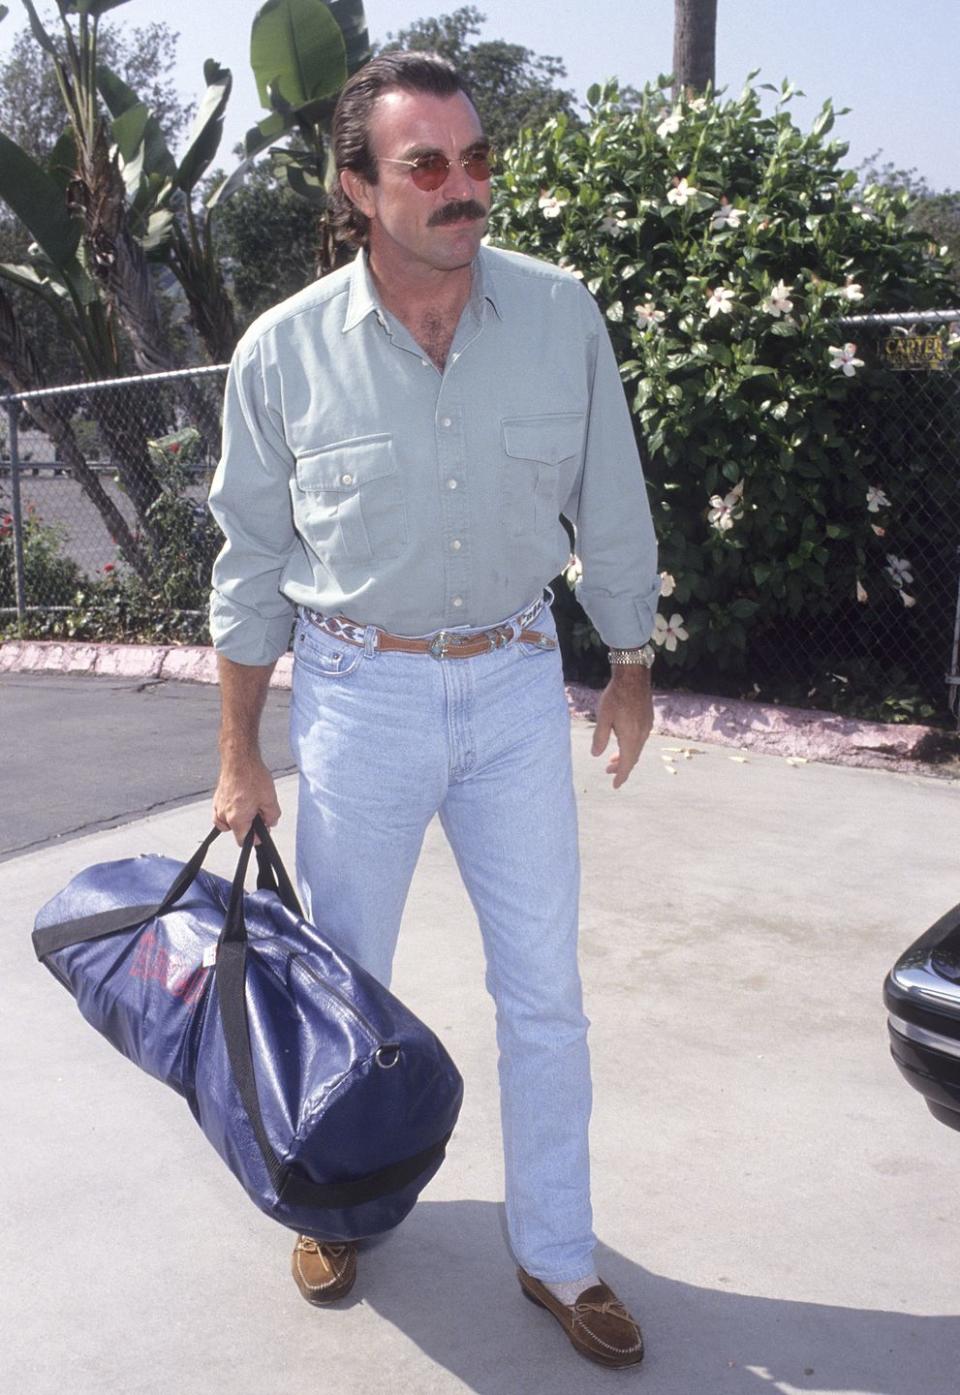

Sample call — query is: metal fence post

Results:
[7,401,26,621]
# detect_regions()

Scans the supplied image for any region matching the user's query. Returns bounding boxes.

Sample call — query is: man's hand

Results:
[213,753,281,843]
[591,666,654,789]
[213,653,280,842]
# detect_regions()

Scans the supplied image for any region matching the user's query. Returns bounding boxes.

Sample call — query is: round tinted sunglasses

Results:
[379,147,497,192]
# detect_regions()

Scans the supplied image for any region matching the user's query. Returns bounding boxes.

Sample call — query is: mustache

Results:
[427,200,488,227]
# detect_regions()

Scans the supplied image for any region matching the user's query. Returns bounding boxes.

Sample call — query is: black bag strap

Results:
[32,821,303,961]
[216,818,451,1208]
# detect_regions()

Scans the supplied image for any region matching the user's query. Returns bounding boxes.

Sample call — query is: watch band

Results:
[608,643,656,668]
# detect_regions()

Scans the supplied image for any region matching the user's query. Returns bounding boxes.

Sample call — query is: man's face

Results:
[348,87,491,275]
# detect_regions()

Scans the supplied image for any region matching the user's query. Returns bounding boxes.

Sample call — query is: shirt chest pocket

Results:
[501,413,585,537]
[294,434,408,562]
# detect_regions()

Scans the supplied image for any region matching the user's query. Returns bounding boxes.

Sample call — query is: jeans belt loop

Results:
[362,624,378,658]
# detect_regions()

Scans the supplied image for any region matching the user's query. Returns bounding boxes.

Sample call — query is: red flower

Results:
[103,562,115,574]
[169,441,181,453]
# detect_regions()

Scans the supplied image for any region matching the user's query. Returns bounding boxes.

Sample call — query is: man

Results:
[208,52,659,1370]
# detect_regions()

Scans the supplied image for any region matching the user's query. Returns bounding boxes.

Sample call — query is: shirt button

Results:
[441,416,452,428]
[447,478,458,490]
[340,473,353,485]
[450,539,462,551]
[452,596,464,608]
[421,359,429,367]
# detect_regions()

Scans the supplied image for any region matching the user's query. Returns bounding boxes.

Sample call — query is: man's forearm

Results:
[217,653,277,760]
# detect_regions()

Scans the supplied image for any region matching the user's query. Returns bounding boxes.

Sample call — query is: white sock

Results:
[543,1273,600,1306]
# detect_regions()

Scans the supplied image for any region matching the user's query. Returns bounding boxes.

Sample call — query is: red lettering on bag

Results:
[129,927,209,1006]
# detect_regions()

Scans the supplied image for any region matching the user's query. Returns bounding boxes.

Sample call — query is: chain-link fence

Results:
[1,366,227,627]
[3,325,960,725]
[743,311,960,725]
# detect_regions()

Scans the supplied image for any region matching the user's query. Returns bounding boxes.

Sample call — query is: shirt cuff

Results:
[576,575,661,649]
[209,591,295,667]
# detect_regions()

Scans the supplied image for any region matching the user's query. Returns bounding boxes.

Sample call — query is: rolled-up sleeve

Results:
[562,294,660,649]
[208,338,298,666]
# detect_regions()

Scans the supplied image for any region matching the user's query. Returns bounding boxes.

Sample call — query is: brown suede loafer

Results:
[517,1268,645,1369]
[291,1236,358,1305]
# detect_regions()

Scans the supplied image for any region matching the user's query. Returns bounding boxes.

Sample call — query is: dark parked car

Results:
[884,902,960,1132]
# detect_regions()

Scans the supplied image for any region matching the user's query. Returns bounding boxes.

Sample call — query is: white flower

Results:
[656,109,682,138]
[706,286,735,318]
[538,191,569,219]
[711,199,743,231]
[558,257,584,280]
[564,555,582,585]
[635,300,666,330]
[606,301,624,323]
[828,342,865,376]
[659,571,676,597]
[707,479,745,531]
[667,177,698,207]
[839,279,864,302]
[653,612,690,651]
[600,210,628,235]
[885,554,914,587]
[856,579,868,604]
[899,591,917,608]
[851,203,877,222]
[865,485,890,513]
[764,279,794,317]
[688,96,708,112]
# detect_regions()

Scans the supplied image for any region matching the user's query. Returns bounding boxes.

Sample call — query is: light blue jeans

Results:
[288,596,596,1283]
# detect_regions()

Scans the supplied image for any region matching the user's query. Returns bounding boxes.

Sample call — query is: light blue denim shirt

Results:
[208,245,660,665]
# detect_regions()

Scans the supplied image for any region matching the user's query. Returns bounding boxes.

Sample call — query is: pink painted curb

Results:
[2,639,953,773]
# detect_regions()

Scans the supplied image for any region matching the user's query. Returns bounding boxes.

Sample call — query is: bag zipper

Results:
[290,952,386,1047]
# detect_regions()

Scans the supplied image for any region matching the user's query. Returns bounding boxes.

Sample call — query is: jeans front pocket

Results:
[500,413,586,538]
[293,617,364,681]
[295,434,408,562]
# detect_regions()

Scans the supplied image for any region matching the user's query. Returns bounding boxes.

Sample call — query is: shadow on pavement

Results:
[343,1199,959,1395]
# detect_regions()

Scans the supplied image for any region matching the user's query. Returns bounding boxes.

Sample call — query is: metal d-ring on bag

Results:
[32,817,463,1239]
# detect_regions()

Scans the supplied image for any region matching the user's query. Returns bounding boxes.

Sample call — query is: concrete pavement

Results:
[2,684,960,1394]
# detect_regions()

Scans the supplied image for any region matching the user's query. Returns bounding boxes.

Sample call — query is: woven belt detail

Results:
[303,596,550,659]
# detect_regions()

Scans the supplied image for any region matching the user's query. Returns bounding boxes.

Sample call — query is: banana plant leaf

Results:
[173,60,232,194]
[47,129,79,192]
[324,0,370,77]
[0,131,81,268]
[61,1,135,15]
[250,0,346,111]
[273,157,329,208]
[98,65,177,181]
[111,102,150,165]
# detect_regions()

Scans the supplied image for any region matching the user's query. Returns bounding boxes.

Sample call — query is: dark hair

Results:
[330,51,475,249]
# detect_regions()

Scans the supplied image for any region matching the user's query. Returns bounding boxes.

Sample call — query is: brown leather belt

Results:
[303,597,557,660]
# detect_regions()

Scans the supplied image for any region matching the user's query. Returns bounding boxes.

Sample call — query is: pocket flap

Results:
[502,413,585,466]
[295,434,395,492]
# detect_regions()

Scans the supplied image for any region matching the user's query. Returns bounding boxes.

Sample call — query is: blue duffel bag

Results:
[32,817,463,1240]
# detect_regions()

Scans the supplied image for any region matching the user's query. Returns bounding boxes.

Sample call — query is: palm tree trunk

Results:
[673,0,718,99]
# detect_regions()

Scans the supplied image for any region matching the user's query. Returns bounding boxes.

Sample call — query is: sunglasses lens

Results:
[465,150,495,181]
[411,155,449,191]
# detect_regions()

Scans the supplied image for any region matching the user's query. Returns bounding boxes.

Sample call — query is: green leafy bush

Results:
[0,502,84,608]
[0,427,219,645]
[489,77,957,715]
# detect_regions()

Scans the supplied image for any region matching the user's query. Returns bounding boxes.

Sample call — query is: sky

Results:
[2,1,958,190]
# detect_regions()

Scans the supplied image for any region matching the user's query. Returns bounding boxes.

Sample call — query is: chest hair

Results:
[416,309,458,371]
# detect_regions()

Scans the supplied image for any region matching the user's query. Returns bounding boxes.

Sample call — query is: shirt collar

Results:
[342,245,504,334]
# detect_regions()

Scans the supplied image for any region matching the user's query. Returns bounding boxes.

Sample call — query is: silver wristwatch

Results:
[608,643,656,668]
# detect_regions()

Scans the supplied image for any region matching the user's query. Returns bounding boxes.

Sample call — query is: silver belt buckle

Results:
[429,630,451,660]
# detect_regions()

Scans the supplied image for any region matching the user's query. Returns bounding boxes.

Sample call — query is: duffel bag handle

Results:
[216,817,452,1211]
[32,819,302,960]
